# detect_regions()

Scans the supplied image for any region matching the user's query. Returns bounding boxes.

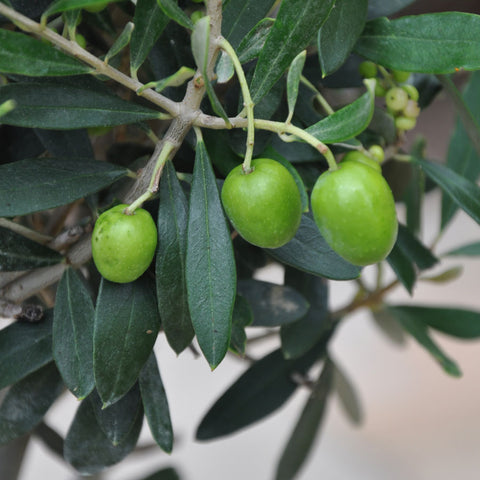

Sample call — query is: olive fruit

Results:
[92,204,158,283]
[221,158,302,248]
[385,87,409,113]
[392,70,411,83]
[358,61,378,79]
[311,152,398,266]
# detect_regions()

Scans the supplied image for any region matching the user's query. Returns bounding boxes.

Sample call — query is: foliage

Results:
[1,1,480,479]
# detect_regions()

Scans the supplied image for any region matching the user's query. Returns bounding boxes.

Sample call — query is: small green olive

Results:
[392,70,411,83]
[395,116,417,131]
[386,87,409,113]
[358,61,378,79]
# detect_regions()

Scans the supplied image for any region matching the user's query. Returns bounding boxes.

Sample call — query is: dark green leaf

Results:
[332,361,363,425]
[131,0,169,76]
[0,363,63,445]
[367,0,415,19]
[229,295,253,356]
[34,128,93,158]
[250,0,335,103]
[139,468,181,480]
[186,140,236,369]
[305,79,375,143]
[0,157,128,217]
[64,391,143,475]
[445,241,480,257]
[237,279,309,327]
[0,226,62,271]
[222,0,276,49]
[0,83,163,130]
[43,0,122,17]
[370,307,406,346]
[0,311,53,390]
[269,215,361,281]
[388,306,462,377]
[386,243,416,294]
[0,29,91,76]
[138,352,173,453]
[94,277,160,407]
[318,0,368,77]
[196,341,329,440]
[395,223,438,271]
[403,148,425,235]
[156,160,193,354]
[355,13,480,74]
[415,157,480,226]
[275,360,333,480]
[90,386,142,446]
[105,21,135,64]
[389,305,480,340]
[53,268,95,400]
[156,0,194,30]
[237,18,275,64]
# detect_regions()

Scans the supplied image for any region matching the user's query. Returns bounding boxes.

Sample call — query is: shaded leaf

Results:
[140,468,181,480]
[420,266,463,284]
[186,140,236,369]
[0,157,128,217]
[94,277,160,407]
[367,0,415,19]
[229,295,253,356]
[332,361,363,425]
[105,21,135,64]
[237,18,275,64]
[53,268,95,399]
[34,128,93,158]
[370,307,406,346]
[445,241,480,257]
[43,0,122,17]
[395,223,438,271]
[156,0,193,30]
[386,243,416,294]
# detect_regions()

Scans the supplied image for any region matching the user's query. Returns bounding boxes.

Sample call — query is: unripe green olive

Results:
[395,116,417,131]
[385,87,409,113]
[311,152,398,266]
[368,145,385,164]
[392,70,411,83]
[75,33,87,49]
[358,61,378,79]
[375,83,387,97]
[221,158,302,248]
[401,84,419,102]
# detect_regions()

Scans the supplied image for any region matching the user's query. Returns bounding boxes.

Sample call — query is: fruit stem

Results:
[377,65,395,88]
[125,141,176,214]
[217,37,255,173]
[300,75,334,115]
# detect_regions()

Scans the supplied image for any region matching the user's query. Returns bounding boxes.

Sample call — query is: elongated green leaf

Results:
[90,386,142,446]
[0,83,163,130]
[415,158,480,226]
[0,157,128,217]
[94,277,160,407]
[43,0,121,17]
[0,226,62,271]
[370,307,406,346]
[395,223,438,271]
[286,50,306,121]
[0,363,63,445]
[445,241,480,257]
[355,13,480,74]
[305,79,375,143]
[196,341,329,440]
[442,71,480,229]
[130,0,169,76]
[53,268,95,399]
[332,361,363,425]
[269,215,361,281]
[318,0,368,77]
[275,360,333,480]
[420,266,463,284]
[64,391,143,475]
[386,243,416,294]
[229,295,253,356]
[222,0,276,49]
[367,0,415,19]
[156,160,193,354]
[0,311,53,390]
[237,18,275,63]
[389,305,480,340]
[186,140,236,369]
[138,352,173,453]
[34,128,93,158]
[105,21,135,64]
[388,306,462,377]
[156,0,193,30]
[237,279,309,327]
[0,29,91,76]
[250,0,335,102]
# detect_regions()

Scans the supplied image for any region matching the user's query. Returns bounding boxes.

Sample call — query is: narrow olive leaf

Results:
[388,306,462,377]
[355,13,480,74]
[156,0,194,30]
[305,79,375,143]
[90,387,142,446]
[0,311,53,390]
[442,71,480,229]
[229,295,253,356]
[386,243,416,295]
[0,226,62,271]
[269,215,361,281]
[196,341,328,440]
[275,359,333,480]
[186,140,236,369]
[395,223,438,271]
[216,50,234,84]
[250,0,335,103]
[403,152,425,235]
[64,392,143,475]
[105,22,135,64]
[53,268,95,400]
[420,266,463,284]
[237,18,275,63]
[222,0,277,49]
[332,361,363,425]
[414,157,480,226]
[0,157,128,217]
[156,160,194,354]
[130,0,169,76]
[94,277,160,407]
[237,279,309,327]
[367,0,415,19]
[0,29,91,76]
[286,50,306,122]
[370,307,406,346]
[0,363,64,446]
[445,241,480,257]
[140,468,181,480]
[0,83,163,130]
[138,352,173,453]
[43,0,121,17]
[389,305,480,340]
[318,0,368,77]
[34,129,94,158]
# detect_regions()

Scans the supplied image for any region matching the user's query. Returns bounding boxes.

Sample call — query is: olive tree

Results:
[0,0,480,479]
